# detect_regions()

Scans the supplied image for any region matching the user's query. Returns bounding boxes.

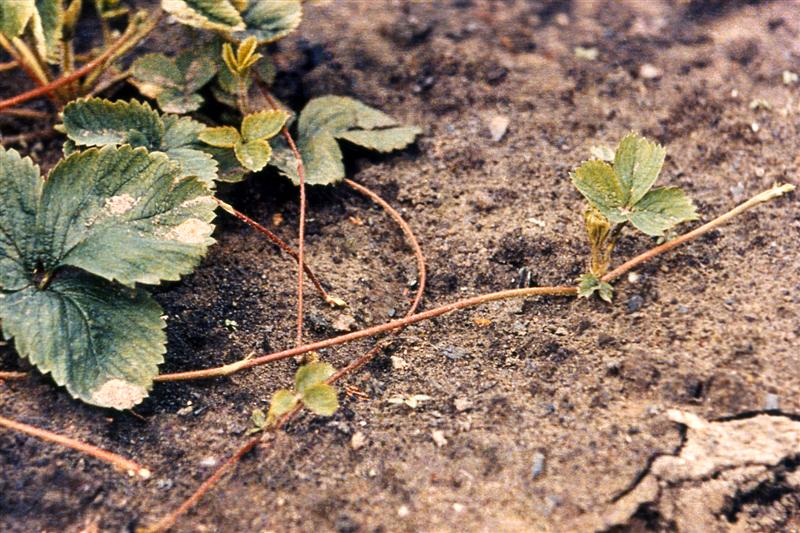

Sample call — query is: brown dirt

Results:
[2,1,800,532]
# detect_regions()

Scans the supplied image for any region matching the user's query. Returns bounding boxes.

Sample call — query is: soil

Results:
[2,1,800,532]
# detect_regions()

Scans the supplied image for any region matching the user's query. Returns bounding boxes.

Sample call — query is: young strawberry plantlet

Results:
[0,145,216,408]
[571,133,698,301]
[199,108,289,171]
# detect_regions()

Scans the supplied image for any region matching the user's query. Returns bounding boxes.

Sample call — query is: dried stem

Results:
[0,371,28,380]
[140,436,262,533]
[601,184,795,282]
[213,197,343,306]
[156,183,793,383]
[0,415,151,478]
[0,60,20,73]
[259,87,307,347]
[1,127,58,146]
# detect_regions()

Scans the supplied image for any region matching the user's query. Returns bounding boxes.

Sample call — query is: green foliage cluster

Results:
[0,145,215,408]
[249,362,339,433]
[572,133,698,301]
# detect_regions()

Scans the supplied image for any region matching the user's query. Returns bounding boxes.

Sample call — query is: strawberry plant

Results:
[571,133,698,301]
[0,145,215,408]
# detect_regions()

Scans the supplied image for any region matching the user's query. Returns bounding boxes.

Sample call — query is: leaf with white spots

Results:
[0,271,165,409]
[0,144,216,408]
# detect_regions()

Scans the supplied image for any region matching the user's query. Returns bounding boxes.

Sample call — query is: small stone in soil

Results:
[764,393,780,410]
[627,295,644,313]
[454,398,472,412]
[391,356,408,370]
[531,452,546,479]
[432,430,448,447]
[487,114,510,142]
[351,431,367,450]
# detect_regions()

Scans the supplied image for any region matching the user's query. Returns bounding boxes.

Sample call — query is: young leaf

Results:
[161,0,245,32]
[301,383,338,416]
[577,274,613,303]
[0,0,36,38]
[614,133,666,206]
[30,0,64,64]
[0,271,165,409]
[131,50,218,113]
[234,139,271,172]
[222,36,261,76]
[269,96,421,186]
[295,361,335,396]
[232,0,302,44]
[62,98,218,186]
[241,110,288,141]
[199,126,241,148]
[570,160,627,223]
[267,388,298,419]
[571,133,697,236]
[628,187,698,236]
[0,145,215,408]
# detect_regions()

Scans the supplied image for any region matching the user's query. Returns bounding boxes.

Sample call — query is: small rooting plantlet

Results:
[248,362,339,432]
[571,133,698,301]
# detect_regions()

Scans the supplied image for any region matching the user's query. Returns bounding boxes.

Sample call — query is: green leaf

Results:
[201,145,247,183]
[0,270,165,409]
[232,0,302,44]
[199,126,240,148]
[570,160,627,221]
[234,139,271,171]
[162,114,206,150]
[267,388,298,419]
[164,147,218,188]
[301,383,339,416]
[577,274,613,303]
[0,145,216,409]
[270,96,420,186]
[0,148,42,291]
[241,110,288,142]
[161,0,245,32]
[31,0,64,64]
[39,145,216,286]
[62,98,164,148]
[337,127,423,152]
[131,51,218,114]
[0,0,35,38]
[613,133,666,206]
[628,187,698,236]
[295,361,335,396]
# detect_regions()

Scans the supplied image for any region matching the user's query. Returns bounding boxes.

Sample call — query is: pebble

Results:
[432,430,448,447]
[764,393,780,410]
[452,503,465,513]
[332,314,357,333]
[487,114,510,142]
[554,327,568,336]
[627,272,641,284]
[454,398,473,412]
[626,295,644,313]
[531,452,546,479]
[391,356,408,370]
[397,505,410,518]
[351,431,367,450]
[639,63,662,79]
[199,457,218,467]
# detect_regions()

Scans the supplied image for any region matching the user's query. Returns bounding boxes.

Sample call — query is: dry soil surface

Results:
[2,1,800,532]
